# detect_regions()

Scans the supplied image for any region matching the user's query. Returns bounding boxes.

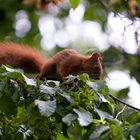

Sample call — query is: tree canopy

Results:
[0,0,140,139]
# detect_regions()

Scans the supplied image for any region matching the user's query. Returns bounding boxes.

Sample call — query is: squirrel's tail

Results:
[0,42,47,73]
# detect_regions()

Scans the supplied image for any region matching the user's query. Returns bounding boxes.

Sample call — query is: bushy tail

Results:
[0,42,47,73]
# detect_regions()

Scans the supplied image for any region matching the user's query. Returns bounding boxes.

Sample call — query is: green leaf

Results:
[3,65,19,73]
[58,92,74,103]
[35,99,56,117]
[0,91,17,116]
[62,113,77,126]
[117,88,129,99]
[22,74,36,86]
[73,109,93,126]
[103,47,122,64]
[94,107,113,120]
[69,0,80,9]
[99,102,115,116]
[110,120,124,140]
[88,80,108,93]
[67,124,83,140]
[124,112,140,125]
[129,123,140,139]
[40,84,56,95]
[56,132,69,140]
[90,125,110,140]
[78,73,89,81]
[2,65,36,86]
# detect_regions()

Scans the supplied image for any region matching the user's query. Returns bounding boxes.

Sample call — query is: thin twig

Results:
[115,104,127,119]
[109,94,140,112]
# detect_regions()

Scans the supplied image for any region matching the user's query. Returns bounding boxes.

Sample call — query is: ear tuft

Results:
[89,53,102,62]
[91,53,101,60]
[91,53,100,58]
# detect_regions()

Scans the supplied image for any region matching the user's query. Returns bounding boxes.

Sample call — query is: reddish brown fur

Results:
[0,42,103,80]
[38,49,103,80]
[0,42,46,73]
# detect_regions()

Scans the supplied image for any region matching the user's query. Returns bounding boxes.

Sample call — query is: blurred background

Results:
[0,0,140,107]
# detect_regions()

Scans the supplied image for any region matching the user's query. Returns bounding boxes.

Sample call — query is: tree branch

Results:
[109,94,140,112]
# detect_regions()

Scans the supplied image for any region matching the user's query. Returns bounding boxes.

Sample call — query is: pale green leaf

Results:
[35,99,56,117]
[40,84,56,95]
[90,125,110,140]
[73,109,93,126]
[69,0,80,9]
[94,107,113,120]
[62,113,77,126]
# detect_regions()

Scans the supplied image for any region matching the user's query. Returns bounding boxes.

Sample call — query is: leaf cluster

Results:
[0,65,140,139]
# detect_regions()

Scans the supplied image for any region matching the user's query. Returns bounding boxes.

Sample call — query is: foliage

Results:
[0,0,140,139]
[0,65,140,139]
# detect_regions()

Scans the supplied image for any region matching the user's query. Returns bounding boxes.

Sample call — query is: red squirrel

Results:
[0,42,103,81]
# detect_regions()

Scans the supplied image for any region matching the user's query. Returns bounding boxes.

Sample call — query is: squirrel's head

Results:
[84,53,103,80]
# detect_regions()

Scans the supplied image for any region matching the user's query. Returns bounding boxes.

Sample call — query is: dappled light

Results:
[107,70,131,90]
[14,10,31,38]
[107,12,139,54]
[38,4,108,51]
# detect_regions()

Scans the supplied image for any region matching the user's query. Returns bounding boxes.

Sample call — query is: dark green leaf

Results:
[117,88,129,99]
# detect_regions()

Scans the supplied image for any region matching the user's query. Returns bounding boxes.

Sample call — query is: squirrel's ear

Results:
[89,53,100,62]
[91,53,100,58]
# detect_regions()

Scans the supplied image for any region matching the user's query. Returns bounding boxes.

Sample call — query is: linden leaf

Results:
[90,125,110,139]
[73,109,93,126]
[94,107,113,120]
[35,99,56,117]
[62,113,77,126]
